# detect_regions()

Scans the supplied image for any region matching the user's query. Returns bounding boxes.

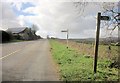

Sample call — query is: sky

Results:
[0,0,119,38]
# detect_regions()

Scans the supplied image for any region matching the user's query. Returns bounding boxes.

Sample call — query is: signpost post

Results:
[94,12,110,73]
[61,29,69,48]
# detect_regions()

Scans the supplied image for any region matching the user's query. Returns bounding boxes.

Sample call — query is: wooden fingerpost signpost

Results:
[61,29,69,49]
[94,12,110,73]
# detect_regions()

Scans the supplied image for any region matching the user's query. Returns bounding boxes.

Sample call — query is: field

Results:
[59,39,118,61]
[50,39,119,81]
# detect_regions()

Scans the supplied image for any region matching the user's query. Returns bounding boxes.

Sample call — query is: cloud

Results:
[27,2,99,38]
[11,2,23,11]
[1,0,118,38]
[0,2,22,30]
[17,15,26,26]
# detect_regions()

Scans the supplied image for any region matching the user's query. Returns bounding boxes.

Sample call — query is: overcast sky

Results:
[0,0,118,38]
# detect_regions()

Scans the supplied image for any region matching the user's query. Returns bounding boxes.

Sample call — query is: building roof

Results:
[6,27,27,33]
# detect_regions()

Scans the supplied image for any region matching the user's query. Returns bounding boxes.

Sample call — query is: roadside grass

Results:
[79,43,118,60]
[50,39,119,81]
[63,40,118,61]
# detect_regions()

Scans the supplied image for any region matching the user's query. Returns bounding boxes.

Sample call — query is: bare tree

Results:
[73,1,119,33]
[32,24,39,32]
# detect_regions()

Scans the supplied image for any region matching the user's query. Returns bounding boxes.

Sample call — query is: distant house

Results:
[6,27,41,40]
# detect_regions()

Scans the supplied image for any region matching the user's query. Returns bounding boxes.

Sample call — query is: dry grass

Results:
[50,39,119,81]
[57,40,118,60]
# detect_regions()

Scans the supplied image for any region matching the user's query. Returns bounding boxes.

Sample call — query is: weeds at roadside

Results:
[50,39,119,81]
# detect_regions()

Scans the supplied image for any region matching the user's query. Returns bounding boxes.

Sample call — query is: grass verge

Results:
[50,39,119,81]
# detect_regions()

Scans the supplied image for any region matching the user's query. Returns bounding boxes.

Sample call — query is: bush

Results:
[0,30,13,43]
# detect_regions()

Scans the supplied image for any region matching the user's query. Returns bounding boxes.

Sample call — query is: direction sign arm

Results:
[101,16,110,21]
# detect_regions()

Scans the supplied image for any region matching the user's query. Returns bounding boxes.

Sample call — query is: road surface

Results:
[1,39,59,81]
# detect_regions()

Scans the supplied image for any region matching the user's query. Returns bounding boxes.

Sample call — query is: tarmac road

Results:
[1,39,59,81]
